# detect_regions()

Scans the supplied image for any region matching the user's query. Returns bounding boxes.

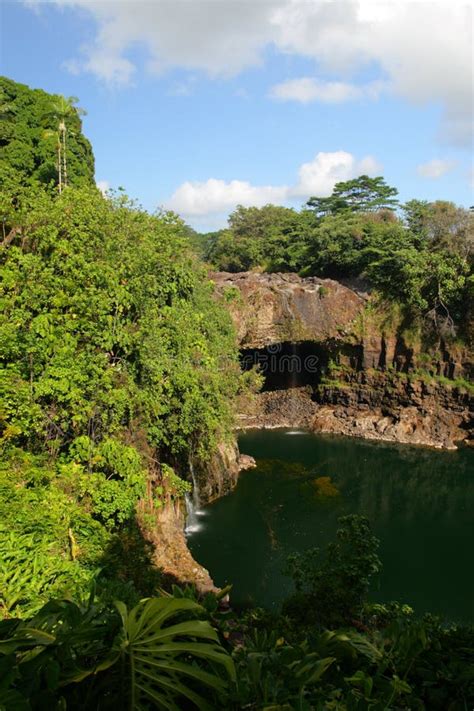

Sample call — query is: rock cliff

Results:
[193,441,255,503]
[212,271,365,347]
[212,271,473,449]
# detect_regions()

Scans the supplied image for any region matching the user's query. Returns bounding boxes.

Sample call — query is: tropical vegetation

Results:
[1,516,473,710]
[202,178,473,338]
[1,77,473,710]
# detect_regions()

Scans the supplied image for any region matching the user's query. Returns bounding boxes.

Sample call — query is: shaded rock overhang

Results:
[210,271,366,350]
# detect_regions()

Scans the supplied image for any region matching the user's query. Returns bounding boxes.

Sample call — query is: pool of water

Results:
[188,430,474,622]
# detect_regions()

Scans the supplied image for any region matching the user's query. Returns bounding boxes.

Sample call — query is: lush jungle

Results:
[0,77,473,710]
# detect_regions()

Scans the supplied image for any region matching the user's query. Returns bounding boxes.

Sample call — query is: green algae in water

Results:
[188,430,474,622]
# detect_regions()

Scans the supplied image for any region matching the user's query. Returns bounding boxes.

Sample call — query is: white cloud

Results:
[30,0,473,145]
[292,151,381,197]
[165,150,381,216]
[53,0,280,84]
[167,77,197,97]
[84,51,135,87]
[165,178,289,216]
[96,179,110,195]
[417,159,457,179]
[269,77,385,104]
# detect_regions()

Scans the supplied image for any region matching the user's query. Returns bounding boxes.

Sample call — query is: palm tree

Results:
[42,96,86,192]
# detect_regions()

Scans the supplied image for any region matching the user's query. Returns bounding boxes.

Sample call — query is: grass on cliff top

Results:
[319,368,473,395]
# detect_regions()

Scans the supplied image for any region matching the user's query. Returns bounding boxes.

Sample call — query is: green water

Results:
[188,430,474,622]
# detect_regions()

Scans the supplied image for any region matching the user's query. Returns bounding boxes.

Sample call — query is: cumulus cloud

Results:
[29,0,473,145]
[96,179,110,195]
[165,150,381,216]
[50,0,279,83]
[165,179,289,216]
[417,159,457,179]
[292,151,381,197]
[269,77,385,104]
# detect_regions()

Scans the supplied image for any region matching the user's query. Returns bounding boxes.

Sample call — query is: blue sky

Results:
[1,0,472,230]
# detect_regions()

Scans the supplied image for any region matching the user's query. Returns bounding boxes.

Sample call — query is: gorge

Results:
[213,271,473,451]
[2,72,474,709]
[177,270,473,602]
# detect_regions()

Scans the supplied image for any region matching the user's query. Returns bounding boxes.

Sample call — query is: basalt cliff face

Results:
[140,445,256,595]
[212,271,365,347]
[212,271,473,450]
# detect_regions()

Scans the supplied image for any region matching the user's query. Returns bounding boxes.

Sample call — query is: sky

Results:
[1,0,473,231]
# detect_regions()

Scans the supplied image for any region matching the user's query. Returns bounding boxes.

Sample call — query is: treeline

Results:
[201,177,473,336]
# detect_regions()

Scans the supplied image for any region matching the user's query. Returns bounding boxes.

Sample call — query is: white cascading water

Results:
[184,461,204,535]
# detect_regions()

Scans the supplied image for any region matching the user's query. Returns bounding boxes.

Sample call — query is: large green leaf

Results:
[117,597,235,710]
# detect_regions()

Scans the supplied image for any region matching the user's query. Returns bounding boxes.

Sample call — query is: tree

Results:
[0,77,95,188]
[42,95,86,192]
[401,199,431,239]
[0,89,15,121]
[203,204,310,272]
[283,515,381,627]
[307,175,399,216]
[403,199,473,259]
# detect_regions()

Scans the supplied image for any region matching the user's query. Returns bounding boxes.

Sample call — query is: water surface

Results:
[188,430,474,622]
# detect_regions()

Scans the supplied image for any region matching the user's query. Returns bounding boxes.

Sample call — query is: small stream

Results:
[188,429,474,622]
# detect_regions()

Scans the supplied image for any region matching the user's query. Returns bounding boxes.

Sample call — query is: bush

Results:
[283,514,381,628]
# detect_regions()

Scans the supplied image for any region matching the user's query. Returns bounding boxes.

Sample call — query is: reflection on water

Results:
[188,430,474,622]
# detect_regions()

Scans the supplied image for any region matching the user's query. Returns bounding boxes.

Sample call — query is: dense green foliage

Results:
[0,178,244,615]
[1,79,473,709]
[283,515,382,628]
[0,594,235,710]
[0,77,94,189]
[204,204,314,273]
[0,77,244,620]
[1,518,473,710]
[203,177,473,335]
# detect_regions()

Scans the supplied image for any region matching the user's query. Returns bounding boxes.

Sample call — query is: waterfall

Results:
[184,461,204,535]
[184,492,199,534]
[289,342,298,389]
[190,461,200,510]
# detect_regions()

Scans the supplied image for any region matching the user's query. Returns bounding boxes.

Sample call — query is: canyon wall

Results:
[156,271,472,592]
[213,271,473,450]
[212,271,365,347]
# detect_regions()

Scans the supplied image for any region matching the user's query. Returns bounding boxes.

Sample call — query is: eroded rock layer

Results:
[211,271,365,347]
[213,271,473,449]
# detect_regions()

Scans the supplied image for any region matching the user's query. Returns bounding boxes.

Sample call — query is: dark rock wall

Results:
[212,272,473,449]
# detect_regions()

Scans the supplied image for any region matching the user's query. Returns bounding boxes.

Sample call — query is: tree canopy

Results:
[202,184,473,337]
[307,175,399,217]
[0,76,94,189]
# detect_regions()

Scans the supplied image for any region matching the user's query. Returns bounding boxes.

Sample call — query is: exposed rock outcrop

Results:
[193,440,255,504]
[212,271,472,379]
[139,500,217,594]
[313,372,472,450]
[212,271,473,449]
[211,271,365,348]
[238,378,472,450]
[238,386,317,430]
[142,446,256,594]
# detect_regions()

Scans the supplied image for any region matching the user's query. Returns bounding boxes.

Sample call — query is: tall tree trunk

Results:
[57,135,62,194]
[61,125,68,189]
